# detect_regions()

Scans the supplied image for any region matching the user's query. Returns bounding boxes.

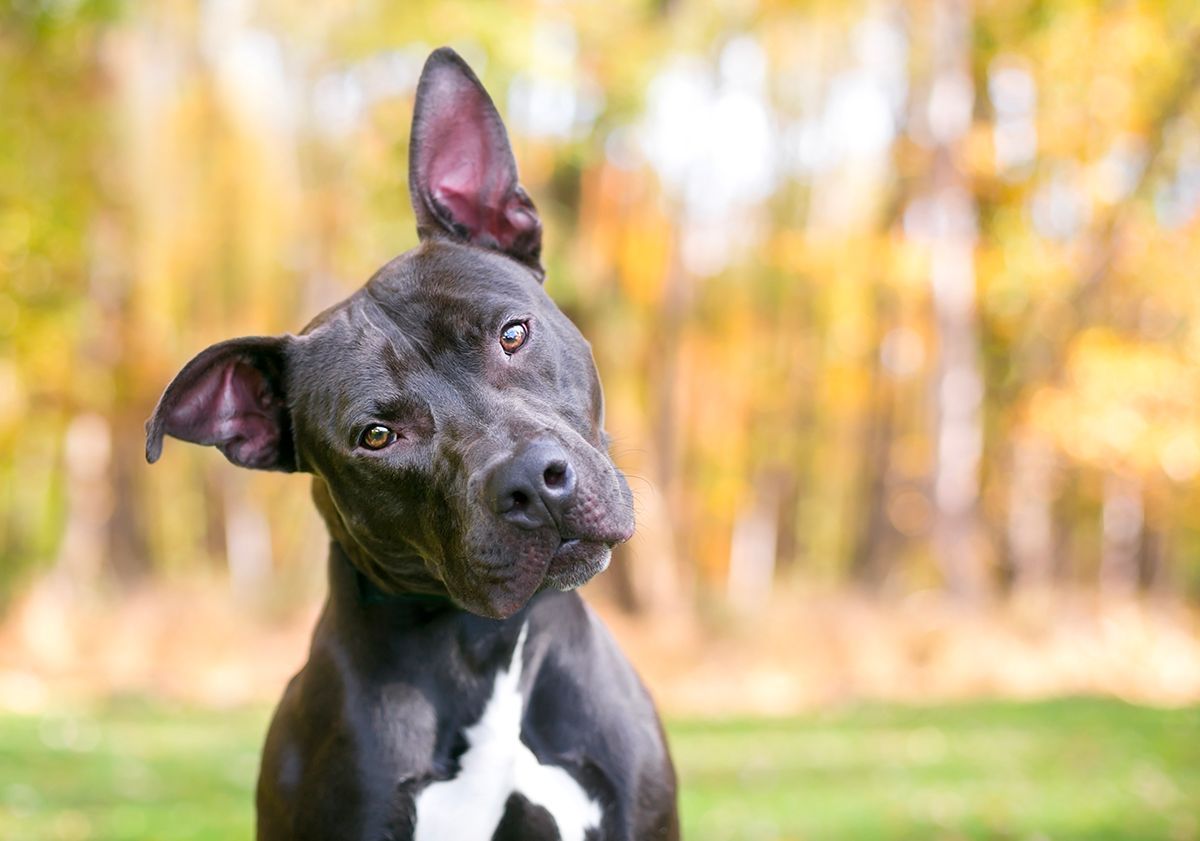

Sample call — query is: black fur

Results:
[147,47,678,841]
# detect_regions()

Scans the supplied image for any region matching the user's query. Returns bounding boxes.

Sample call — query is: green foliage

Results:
[5,0,1200,606]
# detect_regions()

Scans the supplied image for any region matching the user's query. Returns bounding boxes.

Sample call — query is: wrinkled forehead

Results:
[289,243,551,416]
[368,241,545,331]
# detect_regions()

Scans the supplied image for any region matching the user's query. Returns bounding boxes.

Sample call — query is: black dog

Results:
[146,47,678,841]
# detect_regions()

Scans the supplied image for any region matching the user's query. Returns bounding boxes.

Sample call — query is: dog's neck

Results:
[325,540,453,620]
[322,538,531,676]
[311,475,451,602]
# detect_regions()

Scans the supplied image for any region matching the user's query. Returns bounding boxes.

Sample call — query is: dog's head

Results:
[146,48,633,619]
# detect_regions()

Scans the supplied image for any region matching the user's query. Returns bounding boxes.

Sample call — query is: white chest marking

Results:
[413,624,602,841]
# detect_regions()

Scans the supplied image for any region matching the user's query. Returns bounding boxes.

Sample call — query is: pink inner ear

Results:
[412,54,541,264]
[430,155,494,239]
[432,180,540,251]
[166,359,282,469]
[426,116,528,249]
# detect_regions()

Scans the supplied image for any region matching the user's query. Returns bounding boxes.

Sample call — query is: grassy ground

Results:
[0,698,1196,840]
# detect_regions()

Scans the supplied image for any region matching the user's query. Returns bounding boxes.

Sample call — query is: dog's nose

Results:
[486,439,577,530]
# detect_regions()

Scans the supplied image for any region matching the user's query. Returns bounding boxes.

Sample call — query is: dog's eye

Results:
[359,425,397,451]
[499,321,529,354]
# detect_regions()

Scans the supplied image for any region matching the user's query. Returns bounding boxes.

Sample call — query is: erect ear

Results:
[145,336,297,472]
[409,47,544,279]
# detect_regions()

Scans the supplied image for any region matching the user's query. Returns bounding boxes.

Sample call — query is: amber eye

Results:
[499,321,529,354]
[359,425,397,451]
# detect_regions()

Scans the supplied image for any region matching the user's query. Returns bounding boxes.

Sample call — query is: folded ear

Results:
[145,336,297,472]
[409,47,544,278]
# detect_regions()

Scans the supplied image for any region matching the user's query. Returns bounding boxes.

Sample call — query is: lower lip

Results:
[545,538,612,590]
[546,538,593,575]
[549,538,581,566]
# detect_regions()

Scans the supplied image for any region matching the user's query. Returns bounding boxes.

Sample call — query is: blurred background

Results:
[2,0,1200,838]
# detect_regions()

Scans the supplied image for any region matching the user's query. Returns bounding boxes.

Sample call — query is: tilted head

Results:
[146,48,634,619]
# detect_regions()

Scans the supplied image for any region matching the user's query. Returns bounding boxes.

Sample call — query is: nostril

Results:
[486,443,574,526]
[543,460,568,489]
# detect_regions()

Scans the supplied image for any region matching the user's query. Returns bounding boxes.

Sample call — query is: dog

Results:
[146,47,679,841]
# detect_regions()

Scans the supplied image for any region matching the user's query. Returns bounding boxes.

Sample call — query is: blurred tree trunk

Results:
[223,473,274,600]
[850,296,897,589]
[94,205,154,585]
[924,0,987,601]
[640,233,691,613]
[651,247,687,542]
[773,470,802,573]
[727,472,781,609]
[1142,521,1171,598]
[600,542,641,614]
[54,414,113,596]
[107,415,152,583]
[1100,473,1143,597]
[1007,430,1057,592]
[203,462,229,564]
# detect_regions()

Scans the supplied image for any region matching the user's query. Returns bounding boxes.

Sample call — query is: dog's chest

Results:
[412,624,601,841]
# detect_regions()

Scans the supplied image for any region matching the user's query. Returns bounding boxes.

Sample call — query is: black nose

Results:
[486,439,577,530]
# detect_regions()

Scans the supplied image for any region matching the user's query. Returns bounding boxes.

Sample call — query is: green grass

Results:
[0,698,1196,840]
[671,699,1199,841]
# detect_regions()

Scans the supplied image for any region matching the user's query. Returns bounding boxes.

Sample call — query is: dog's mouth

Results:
[447,465,635,618]
[459,532,622,618]
[533,485,635,592]
[543,537,613,591]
